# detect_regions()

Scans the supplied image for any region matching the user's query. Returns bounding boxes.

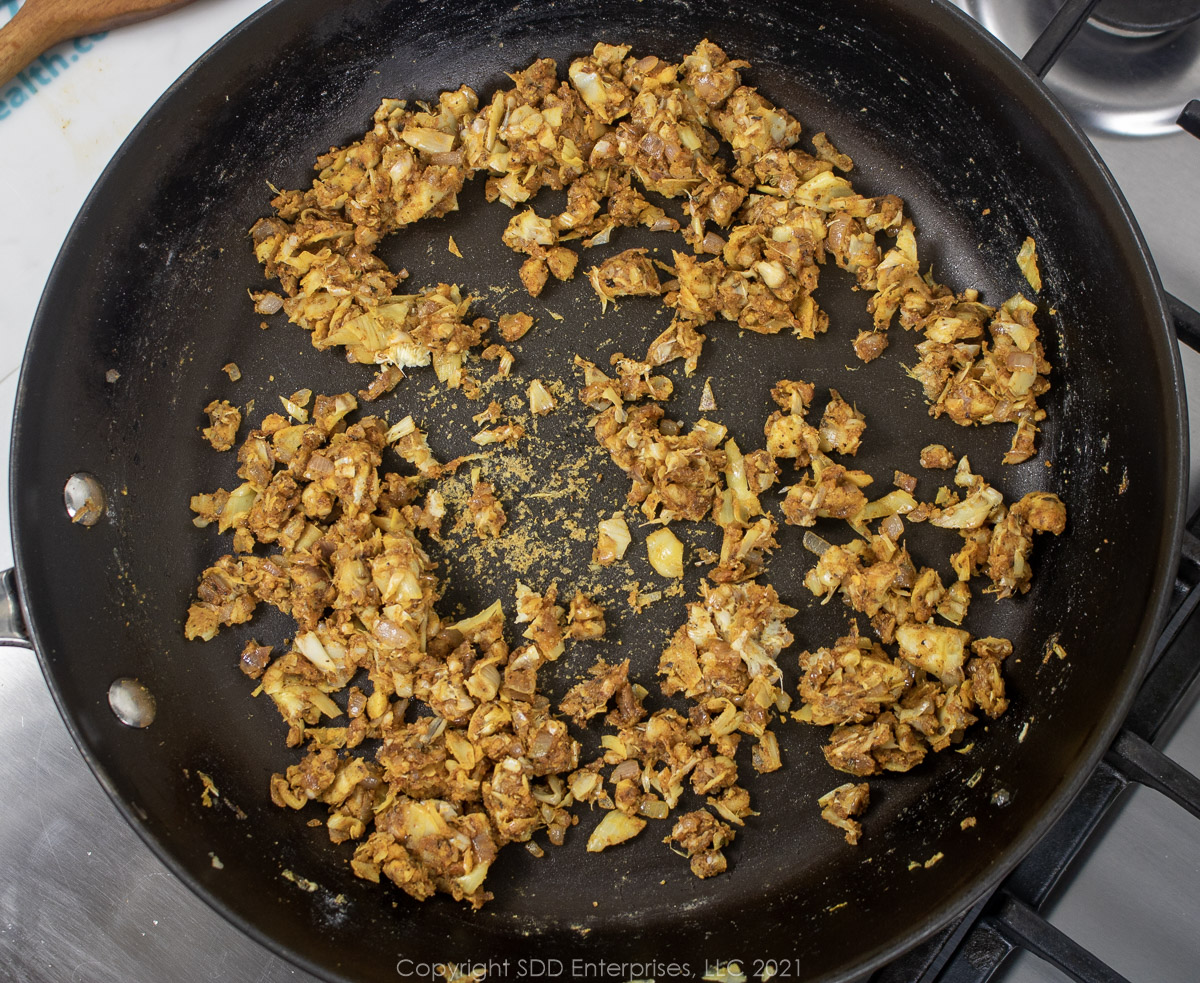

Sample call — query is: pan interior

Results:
[11,0,1181,980]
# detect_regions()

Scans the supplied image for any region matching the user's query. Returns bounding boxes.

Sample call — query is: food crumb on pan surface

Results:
[197,770,219,808]
[183,38,1068,909]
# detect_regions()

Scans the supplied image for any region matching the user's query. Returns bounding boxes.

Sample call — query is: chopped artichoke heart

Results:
[896,624,970,685]
[279,396,309,423]
[222,483,258,527]
[295,632,336,674]
[455,861,491,895]
[596,514,632,564]
[449,599,505,635]
[385,416,418,444]
[931,485,1003,530]
[528,379,556,415]
[857,490,917,522]
[723,439,763,522]
[401,126,456,154]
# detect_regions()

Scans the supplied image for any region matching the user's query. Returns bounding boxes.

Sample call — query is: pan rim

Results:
[8,0,1189,980]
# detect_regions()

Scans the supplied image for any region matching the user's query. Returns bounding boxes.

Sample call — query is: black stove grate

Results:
[867,296,1200,983]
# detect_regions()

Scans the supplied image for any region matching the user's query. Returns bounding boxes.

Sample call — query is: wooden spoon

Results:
[0,0,196,90]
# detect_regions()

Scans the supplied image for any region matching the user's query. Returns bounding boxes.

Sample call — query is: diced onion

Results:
[803,531,832,556]
[252,291,282,315]
[639,132,665,158]
[878,513,903,541]
[586,810,646,852]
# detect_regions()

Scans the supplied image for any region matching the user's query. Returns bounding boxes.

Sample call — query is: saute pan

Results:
[3,0,1186,980]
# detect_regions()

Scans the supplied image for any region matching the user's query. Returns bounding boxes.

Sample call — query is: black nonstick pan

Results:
[4,0,1186,980]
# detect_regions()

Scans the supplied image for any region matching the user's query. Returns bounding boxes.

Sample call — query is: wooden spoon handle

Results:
[0,0,196,90]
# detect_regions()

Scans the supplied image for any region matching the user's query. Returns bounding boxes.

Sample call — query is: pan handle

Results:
[0,569,31,648]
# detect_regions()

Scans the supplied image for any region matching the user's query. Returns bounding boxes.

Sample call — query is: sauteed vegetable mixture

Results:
[185,40,1065,908]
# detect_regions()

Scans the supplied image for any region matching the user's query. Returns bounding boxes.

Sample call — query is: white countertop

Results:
[0,0,274,573]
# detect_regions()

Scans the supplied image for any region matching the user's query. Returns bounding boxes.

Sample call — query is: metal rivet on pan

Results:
[108,678,156,728]
[991,787,1012,808]
[64,472,106,525]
